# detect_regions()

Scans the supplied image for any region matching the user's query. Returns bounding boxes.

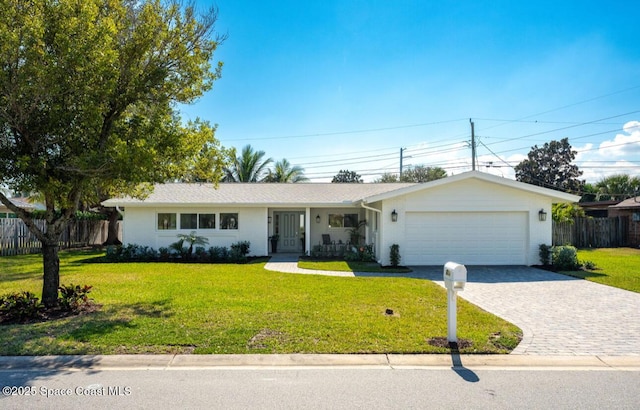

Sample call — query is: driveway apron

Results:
[411,266,640,356]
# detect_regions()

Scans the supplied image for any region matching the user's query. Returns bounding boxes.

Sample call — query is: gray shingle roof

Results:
[102,182,418,207]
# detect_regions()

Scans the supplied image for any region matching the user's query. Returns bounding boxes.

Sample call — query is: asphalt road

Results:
[2,367,639,409]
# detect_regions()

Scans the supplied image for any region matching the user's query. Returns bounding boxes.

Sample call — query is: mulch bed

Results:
[427,337,473,350]
[0,303,101,326]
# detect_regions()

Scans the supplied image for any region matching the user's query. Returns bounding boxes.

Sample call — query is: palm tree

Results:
[264,159,308,183]
[223,145,273,182]
[595,174,640,201]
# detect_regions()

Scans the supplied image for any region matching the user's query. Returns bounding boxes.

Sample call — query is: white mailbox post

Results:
[443,261,467,343]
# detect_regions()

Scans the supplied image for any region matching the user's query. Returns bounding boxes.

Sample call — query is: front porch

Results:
[267,207,380,258]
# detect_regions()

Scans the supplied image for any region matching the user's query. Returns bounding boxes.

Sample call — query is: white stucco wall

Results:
[121,207,268,256]
[377,178,556,266]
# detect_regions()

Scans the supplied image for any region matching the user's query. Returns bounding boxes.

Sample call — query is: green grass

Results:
[298,260,412,273]
[0,250,521,355]
[560,248,640,293]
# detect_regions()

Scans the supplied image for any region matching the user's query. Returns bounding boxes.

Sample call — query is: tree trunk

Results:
[103,207,122,246]
[41,241,60,307]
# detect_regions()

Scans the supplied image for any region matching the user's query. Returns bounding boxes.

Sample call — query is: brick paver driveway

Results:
[409,266,640,356]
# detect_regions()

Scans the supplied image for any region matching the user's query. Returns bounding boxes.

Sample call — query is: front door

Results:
[277,212,304,252]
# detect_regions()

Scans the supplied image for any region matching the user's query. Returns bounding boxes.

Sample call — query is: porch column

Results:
[305,207,311,254]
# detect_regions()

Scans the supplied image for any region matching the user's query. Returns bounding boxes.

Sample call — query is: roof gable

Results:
[362,171,580,203]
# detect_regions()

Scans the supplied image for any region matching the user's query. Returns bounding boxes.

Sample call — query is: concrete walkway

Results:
[264,257,640,357]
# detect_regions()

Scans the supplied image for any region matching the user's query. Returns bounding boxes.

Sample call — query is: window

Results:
[180,213,198,229]
[220,213,238,230]
[158,213,177,230]
[328,213,359,228]
[344,214,359,228]
[199,213,215,229]
[328,214,343,228]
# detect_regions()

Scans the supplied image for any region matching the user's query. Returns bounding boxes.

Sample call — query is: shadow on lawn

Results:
[561,270,608,279]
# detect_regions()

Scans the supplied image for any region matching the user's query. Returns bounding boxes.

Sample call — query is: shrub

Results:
[158,247,170,260]
[169,239,188,259]
[552,245,580,271]
[58,284,93,313]
[106,244,157,261]
[194,246,207,261]
[229,241,250,263]
[344,245,375,262]
[230,240,251,256]
[539,244,551,265]
[310,245,323,258]
[582,260,597,270]
[208,246,229,262]
[0,291,44,322]
[389,244,401,267]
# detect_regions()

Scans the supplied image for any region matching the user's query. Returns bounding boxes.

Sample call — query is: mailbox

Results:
[443,261,467,291]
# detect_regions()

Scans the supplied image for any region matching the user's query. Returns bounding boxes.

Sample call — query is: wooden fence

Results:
[0,219,121,256]
[553,216,629,248]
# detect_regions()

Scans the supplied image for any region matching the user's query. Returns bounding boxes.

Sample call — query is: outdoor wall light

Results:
[268,216,272,224]
[391,209,398,222]
[538,209,547,222]
[316,214,321,223]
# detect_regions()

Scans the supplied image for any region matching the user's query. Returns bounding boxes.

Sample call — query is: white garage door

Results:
[405,212,527,265]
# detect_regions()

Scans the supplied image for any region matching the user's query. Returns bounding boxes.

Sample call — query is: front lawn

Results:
[0,250,521,355]
[561,248,640,293]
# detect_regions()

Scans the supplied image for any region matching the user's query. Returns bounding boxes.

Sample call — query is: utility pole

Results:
[470,119,476,171]
[400,147,406,179]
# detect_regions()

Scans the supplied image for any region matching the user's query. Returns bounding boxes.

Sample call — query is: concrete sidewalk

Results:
[1,354,639,371]
[264,253,355,277]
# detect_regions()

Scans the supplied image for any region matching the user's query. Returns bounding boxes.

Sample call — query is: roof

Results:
[0,197,40,210]
[363,171,581,203]
[102,182,418,207]
[101,171,581,208]
[609,197,640,209]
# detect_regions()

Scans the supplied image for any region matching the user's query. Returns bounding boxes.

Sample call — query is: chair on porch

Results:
[322,234,331,245]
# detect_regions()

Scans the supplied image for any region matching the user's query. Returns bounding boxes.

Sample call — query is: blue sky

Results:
[181,0,640,183]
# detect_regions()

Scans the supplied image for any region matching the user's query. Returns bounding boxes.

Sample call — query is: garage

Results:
[404,211,528,265]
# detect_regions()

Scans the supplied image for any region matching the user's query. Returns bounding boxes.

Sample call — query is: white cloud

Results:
[599,121,640,157]
[580,159,638,183]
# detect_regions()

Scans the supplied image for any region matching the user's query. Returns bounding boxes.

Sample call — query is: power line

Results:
[222,118,468,142]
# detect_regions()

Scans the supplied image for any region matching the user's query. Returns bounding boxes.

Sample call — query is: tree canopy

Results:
[514,138,583,194]
[376,166,447,183]
[0,0,225,306]
[332,170,363,183]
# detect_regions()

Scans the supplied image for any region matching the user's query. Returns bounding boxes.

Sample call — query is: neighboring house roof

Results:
[609,197,640,210]
[0,197,40,210]
[578,200,621,210]
[102,171,581,207]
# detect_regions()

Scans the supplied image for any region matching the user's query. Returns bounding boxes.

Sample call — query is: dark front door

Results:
[278,212,303,252]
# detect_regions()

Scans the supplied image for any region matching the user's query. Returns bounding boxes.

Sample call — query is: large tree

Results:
[514,138,583,194]
[332,169,363,183]
[263,159,308,183]
[0,0,225,306]
[223,144,273,182]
